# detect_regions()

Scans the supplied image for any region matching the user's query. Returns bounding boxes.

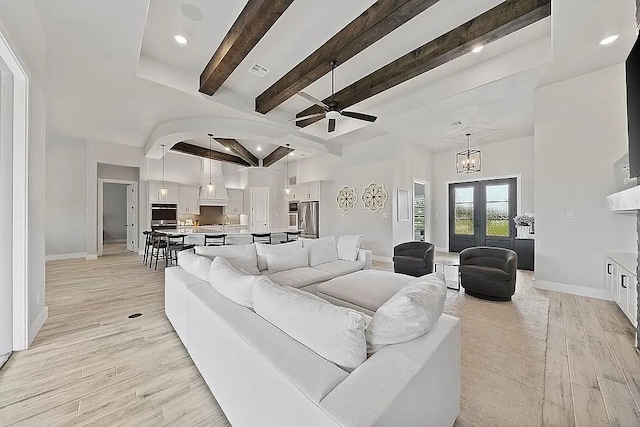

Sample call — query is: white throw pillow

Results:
[366,272,447,353]
[208,257,262,308]
[267,248,308,274]
[195,243,257,261]
[255,240,303,271]
[253,279,367,371]
[336,235,363,262]
[177,251,212,282]
[300,237,339,267]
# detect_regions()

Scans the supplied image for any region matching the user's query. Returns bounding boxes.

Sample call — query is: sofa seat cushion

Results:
[460,265,511,282]
[265,267,332,289]
[393,255,427,267]
[314,260,366,279]
[186,283,349,404]
[317,270,414,316]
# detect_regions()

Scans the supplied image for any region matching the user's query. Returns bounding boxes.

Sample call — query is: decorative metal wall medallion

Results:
[336,185,358,212]
[362,182,388,212]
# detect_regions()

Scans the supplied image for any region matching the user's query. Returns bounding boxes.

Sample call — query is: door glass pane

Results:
[486,184,510,237]
[454,187,474,235]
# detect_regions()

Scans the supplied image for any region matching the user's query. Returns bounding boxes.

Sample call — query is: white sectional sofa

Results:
[166,266,461,427]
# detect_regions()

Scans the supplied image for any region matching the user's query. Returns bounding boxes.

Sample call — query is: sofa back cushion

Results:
[267,247,308,274]
[208,257,266,308]
[336,235,363,262]
[195,244,259,275]
[256,240,303,271]
[253,279,367,371]
[178,251,212,282]
[301,237,339,267]
[366,273,447,353]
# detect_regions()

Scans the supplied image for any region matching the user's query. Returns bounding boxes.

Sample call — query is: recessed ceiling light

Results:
[600,34,620,45]
[256,146,262,152]
[224,147,231,152]
[180,4,204,22]
[471,45,484,53]
[174,35,188,45]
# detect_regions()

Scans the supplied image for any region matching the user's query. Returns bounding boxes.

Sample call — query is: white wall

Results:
[244,167,287,230]
[98,163,139,182]
[295,136,394,257]
[534,64,636,296]
[431,136,535,250]
[0,0,47,337]
[46,135,87,256]
[103,183,127,242]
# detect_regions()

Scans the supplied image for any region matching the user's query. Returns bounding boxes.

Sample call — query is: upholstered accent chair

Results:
[459,247,518,301]
[393,242,435,277]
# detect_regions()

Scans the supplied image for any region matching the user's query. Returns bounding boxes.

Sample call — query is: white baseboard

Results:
[86,254,98,260]
[0,353,8,367]
[45,252,86,261]
[104,239,127,243]
[534,280,615,301]
[372,255,393,263]
[435,247,449,253]
[29,306,48,345]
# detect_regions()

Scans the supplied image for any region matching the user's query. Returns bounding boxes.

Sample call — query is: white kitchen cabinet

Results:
[148,180,179,203]
[289,181,322,202]
[225,188,244,214]
[606,254,637,327]
[179,186,200,215]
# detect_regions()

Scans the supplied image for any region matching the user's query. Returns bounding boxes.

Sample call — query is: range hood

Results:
[607,185,640,212]
[199,159,229,206]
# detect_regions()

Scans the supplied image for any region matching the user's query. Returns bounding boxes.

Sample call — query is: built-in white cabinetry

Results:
[288,181,321,202]
[225,188,244,214]
[179,186,200,215]
[606,253,637,327]
[148,180,179,203]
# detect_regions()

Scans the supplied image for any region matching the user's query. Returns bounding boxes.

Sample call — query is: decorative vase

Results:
[517,226,531,239]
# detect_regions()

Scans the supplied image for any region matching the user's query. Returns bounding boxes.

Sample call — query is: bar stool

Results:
[252,232,272,244]
[149,232,168,270]
[142,231,153,265]
[204,234,227,246]
[166,234,196,266]
[280,231,301,243]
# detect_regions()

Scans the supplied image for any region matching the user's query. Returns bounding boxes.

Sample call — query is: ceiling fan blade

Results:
[328,118,336,133]
[340,111,378,123]
[297,92,330,110]
[290,113,326,122]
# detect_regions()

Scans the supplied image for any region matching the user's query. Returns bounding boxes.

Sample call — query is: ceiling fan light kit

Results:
[294,61,377,133]
[456,133,481,174]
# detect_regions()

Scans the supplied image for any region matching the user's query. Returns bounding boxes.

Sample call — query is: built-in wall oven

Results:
[151,203,178,230]
[288,201,298,230]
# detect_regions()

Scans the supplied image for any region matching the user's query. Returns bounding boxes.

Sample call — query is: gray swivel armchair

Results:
[459,247,518,301]
[393,242,435,277]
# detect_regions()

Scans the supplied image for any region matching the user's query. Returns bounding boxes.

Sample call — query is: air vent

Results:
[249,63,269,77]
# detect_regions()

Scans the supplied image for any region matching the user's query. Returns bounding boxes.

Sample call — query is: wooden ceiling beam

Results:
[296,0,551,128]
[214,138,259,167]
[263,146,294,168]
[199,0,295,96]
[255,0,442,114]
[170,142,250,167]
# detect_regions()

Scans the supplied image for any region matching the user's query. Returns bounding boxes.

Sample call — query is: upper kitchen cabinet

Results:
[179,186,200,215]
[225,188,244,214]
[289,181,321,202]
[148,180,179,203]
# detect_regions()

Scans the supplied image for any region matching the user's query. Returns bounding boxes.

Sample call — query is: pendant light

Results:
[206,134,215,198]
[456,133,481,174]
[159,144,168,200]
[285,144,291,195]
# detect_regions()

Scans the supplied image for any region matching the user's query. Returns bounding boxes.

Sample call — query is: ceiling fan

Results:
[294,60,377,133]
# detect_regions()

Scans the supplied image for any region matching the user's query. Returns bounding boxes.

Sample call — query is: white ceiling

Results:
[31,0,638,157]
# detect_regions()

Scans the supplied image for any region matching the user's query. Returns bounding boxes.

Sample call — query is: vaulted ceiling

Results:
[32,0,637,161]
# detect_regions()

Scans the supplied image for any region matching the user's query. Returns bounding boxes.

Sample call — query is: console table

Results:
[514,238,534,271]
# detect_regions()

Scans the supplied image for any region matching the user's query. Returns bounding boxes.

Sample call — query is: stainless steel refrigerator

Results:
[297,201,319,238]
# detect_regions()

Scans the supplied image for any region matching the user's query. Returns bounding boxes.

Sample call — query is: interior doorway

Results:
[250,187,269,233]
[98,179,138,256]
[448,178,517,253]
[413,181,427,242]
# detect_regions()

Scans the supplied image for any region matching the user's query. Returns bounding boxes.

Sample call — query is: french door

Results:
[449,178,517,253]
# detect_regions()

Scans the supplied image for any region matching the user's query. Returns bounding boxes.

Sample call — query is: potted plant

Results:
[513,213,535,238]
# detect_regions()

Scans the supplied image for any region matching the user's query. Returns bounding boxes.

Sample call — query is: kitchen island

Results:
[162,226,296,246]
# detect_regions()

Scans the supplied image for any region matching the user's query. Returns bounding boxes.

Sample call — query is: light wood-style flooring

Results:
[0,252,638,425]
